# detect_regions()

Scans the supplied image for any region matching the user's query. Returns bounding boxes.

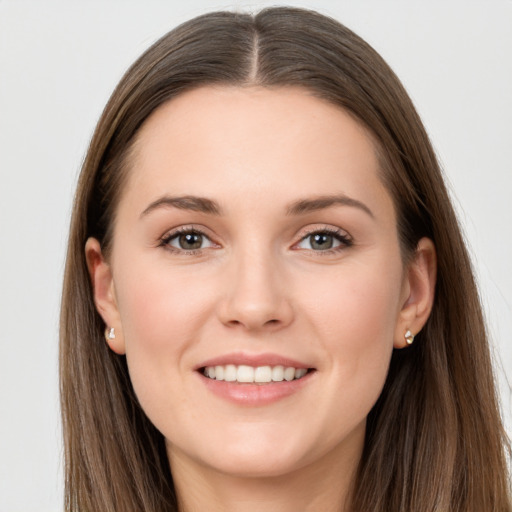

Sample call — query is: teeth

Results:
[203,364,309,383]
[224,364,237,382]
[283,367,295,381]
[254,366,272,383]
[237,365,254,383]
[215,365,224,381]
[295,368,307,379]
[271,365,284,381]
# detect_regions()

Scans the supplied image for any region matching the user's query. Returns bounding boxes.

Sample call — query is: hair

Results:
[60,7,511,511]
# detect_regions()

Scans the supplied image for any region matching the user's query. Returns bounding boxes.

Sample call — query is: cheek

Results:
[302,258,402,344]
[117,273,192,345]
[299,259,402,408]
[115,255,219,337]
[112,264,217,407]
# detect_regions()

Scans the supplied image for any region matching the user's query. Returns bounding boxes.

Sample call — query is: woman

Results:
[60,7,511,511]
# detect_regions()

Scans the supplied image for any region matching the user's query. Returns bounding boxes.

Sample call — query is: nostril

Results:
[225,318,280,329]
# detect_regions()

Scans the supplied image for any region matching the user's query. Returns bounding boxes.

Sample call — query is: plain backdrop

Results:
[0,1,511,510]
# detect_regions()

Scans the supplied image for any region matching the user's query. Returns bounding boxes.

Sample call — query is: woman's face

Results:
[91,86,419,479]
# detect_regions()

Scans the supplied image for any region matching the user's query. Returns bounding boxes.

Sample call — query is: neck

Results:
[168,429,363,512]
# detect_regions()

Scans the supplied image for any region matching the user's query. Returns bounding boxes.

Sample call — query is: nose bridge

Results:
[218,238,293,331]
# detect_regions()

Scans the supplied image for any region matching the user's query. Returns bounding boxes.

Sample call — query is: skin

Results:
[86,86,436,512]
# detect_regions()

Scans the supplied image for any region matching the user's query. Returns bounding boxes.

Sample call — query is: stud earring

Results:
[405,329,415,345]
[105,327,116,341]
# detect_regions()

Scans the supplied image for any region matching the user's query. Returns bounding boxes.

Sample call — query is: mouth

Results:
[200,364,313,384]
[196,354,316,406]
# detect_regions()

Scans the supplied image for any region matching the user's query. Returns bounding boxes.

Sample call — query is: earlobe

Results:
[85,237,126,354]
[394,237,437,349]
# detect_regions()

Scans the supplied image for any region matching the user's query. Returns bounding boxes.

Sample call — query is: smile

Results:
[203,364,309,383]
[196,353,316,405]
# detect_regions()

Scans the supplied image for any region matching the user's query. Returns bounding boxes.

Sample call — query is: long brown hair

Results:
[60,7,511,511]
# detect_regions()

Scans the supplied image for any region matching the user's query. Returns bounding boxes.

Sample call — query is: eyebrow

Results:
[140,195,222,218]
[286,194,374,218]
[140,193,374,219]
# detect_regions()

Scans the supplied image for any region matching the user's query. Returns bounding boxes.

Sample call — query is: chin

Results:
[206,448,310,479]
[167,424,339,480]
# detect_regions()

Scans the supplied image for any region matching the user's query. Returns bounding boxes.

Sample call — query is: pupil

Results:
[311,233,333,250]
[179,233,202,250]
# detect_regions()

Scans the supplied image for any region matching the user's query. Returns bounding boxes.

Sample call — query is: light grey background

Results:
[1,1,510,510]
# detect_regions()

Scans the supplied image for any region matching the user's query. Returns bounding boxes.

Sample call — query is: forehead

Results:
[122,85,394,222]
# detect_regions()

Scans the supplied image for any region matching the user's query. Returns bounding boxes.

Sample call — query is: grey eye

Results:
[166,231,214,251]
[297,232,343,251]
[178,233,203,250]
[309,233,335,250]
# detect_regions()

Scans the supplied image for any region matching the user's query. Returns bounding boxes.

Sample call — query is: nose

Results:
[216,249,294,332]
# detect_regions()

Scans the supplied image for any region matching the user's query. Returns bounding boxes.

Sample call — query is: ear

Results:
[394,237,437,348]
[85,237,126,354]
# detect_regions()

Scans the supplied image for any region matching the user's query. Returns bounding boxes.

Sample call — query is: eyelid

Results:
[159,225,220,253]
[158,223,352,255]
[298,224,351,239]
[292,225,353,252]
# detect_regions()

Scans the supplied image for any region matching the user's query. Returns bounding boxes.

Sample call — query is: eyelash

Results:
[294,227,353,255]
[159,226,353,256]
[160,226,213,255]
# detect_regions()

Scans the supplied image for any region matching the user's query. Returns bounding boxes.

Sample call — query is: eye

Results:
[162,228,216,252]
[295,229,352,252]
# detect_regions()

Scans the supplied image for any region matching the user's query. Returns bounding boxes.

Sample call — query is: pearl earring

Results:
[105,327,116,341]
[405,329,415,345]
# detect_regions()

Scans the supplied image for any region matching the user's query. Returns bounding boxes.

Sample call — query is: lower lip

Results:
[199,371,315,406]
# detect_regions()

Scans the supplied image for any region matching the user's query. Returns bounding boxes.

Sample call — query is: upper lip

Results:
[195,352,312,370]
